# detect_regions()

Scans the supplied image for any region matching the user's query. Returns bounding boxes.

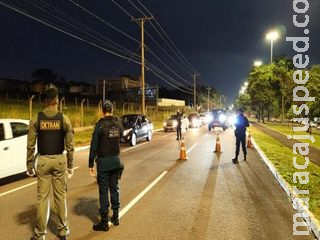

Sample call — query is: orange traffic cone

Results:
[179,139,188,160]
[214,133,222,153]
[247,131,254,148]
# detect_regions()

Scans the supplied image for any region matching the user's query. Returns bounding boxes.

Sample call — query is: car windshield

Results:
[120,115,137,128]
[168,115,178,120]
[188,114,198,120]
[212,110,226,116]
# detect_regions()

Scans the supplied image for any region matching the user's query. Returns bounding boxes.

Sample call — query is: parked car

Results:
[200,112,210,125]
[188,113,202,128]
[0,119,29,179]
[119,114,153,146]
[207,109,228,131]
[163,114,189,132]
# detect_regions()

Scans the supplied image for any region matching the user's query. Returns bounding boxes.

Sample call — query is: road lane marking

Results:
[187,143,198,154]
[0,166,80,197]
[119,171,168,219]
[162,133,174,137]
[121,142,149,152]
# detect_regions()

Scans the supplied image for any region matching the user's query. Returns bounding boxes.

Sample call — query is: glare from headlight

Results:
[163,122,167,126]
[206,115,213,123]
[228,115,236,125]
[173,120,178,127]
[192,119,197,125]
[123,128,132,136]
[219,114,227,123]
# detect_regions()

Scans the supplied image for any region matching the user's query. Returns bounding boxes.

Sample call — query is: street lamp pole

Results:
[207,87,211,111]
[266,30,279,64]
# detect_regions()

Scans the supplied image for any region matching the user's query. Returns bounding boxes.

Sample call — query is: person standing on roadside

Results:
[26,88,74,240]
[232,108,249,164]
[89,100,124,232]
[176,110,182,140]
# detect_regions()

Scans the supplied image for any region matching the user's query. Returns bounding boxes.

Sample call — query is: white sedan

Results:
[0,119,29,179]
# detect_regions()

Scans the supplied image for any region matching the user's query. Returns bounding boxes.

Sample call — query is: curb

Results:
[252,137,320,239]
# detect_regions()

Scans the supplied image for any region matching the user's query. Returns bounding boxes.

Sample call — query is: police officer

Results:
[232,108,249,164]
[26,88,74,240]
[176,110,182,140]
[89,100,124,231]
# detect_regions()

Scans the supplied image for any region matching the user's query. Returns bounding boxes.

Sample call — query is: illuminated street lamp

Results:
[266,30,279,64]
[254,60,262,67]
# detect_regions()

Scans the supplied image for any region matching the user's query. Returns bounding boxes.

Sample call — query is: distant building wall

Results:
[157,98,185,107]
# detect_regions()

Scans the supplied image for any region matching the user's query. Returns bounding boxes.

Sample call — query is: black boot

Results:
[111,209,119,226]
[93,212,109,231]
[232,158,238,164]
[244,154,247,161]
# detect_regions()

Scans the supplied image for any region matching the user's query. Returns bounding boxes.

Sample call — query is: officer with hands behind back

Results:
[89,100,124,232]
[26,88,74,240]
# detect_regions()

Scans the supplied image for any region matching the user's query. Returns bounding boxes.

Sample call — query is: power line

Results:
[0,0,142,64]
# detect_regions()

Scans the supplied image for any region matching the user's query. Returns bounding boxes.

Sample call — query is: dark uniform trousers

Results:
[35,155,69,239]
[97,161,120,214]
[235,133,247,158]
[176,127,182,140]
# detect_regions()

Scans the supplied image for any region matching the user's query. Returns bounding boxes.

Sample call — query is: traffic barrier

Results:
[247,131,254,148]
[179,139,188,160]
[214,133,222,153]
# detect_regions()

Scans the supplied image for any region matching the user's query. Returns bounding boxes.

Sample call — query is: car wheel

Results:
[146,130,152,141]
[223,126,226,131]
[208,125,211,131]
[130,133,137,146]
[164,128,167,132]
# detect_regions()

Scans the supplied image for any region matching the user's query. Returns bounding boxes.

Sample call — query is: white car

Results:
[163,114,189,132]
[0,119,29,179]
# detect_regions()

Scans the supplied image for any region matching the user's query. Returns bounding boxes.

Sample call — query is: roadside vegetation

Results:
[255,121,320,150]
[251,126,320,221]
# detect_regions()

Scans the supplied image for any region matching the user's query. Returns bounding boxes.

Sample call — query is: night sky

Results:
[0,0,319,104]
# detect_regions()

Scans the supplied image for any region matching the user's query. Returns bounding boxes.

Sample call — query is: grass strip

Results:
[251,126,320,221]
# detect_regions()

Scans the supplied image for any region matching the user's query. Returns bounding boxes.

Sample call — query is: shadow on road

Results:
[73,197,99,223]
[188,153,220,239]
[16,204,37,232]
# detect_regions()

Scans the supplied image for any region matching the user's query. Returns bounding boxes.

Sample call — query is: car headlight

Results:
[163,122,167,126]
[219,114,227,123]
[173,120,178,127]
[228,115,236,125]
[206,115,213,123]
[123,128,132,136]
[192,119,197,125]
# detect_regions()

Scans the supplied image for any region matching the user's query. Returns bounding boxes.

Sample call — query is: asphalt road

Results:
[0,126,315,240]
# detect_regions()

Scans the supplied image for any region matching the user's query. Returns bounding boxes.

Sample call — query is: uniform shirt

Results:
[235,113,249,136]
[26,106,74,170]
[89,115,124,171]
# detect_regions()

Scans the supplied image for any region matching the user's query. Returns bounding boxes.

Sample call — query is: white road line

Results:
[121,142,149,153]
[119,171,168,219]
[187,143,198,154]
[0,166,80,197]
[162,133,174,137]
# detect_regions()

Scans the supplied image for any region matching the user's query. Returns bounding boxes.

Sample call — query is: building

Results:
[69,82,95,95]
[0,77,29,93]
[157,98,185,107]
[96,75,141,95]
[29,81,57,93]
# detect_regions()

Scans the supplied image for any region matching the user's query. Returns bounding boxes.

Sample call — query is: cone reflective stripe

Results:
[247,131,254,148]
[214,133,222,153]
[179,140,187,160]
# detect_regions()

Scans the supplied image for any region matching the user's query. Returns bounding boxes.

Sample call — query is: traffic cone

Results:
[214,133,222,153]
[179,139,188,160]
[247,131,254,148]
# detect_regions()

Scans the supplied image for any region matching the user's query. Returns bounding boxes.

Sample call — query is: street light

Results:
[254,60,262,67]
[266,30,279,64]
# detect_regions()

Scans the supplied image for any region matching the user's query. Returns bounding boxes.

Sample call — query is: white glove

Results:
[67,168,74,179]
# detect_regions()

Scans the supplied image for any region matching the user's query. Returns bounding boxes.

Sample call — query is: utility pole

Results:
[193,74,199,112]
[207,87,211,111]
[132,16,153,115]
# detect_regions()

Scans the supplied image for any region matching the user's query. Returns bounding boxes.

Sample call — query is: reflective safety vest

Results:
[37,112,65,155]
[97,117,121,157]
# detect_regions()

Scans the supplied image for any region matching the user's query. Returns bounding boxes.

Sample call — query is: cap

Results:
[102,99,113,112]
[238,108,244,113]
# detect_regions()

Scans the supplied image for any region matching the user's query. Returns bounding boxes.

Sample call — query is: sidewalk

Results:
[252,122,320,167]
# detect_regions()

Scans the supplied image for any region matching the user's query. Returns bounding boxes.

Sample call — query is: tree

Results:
[234,93,250,112]
[247,64,275,123]
[306,65,320,120]
[31,68,59,83]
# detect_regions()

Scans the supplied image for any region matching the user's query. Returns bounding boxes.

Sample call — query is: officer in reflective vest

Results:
[89,100,124,231]
[26,88,74,240]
